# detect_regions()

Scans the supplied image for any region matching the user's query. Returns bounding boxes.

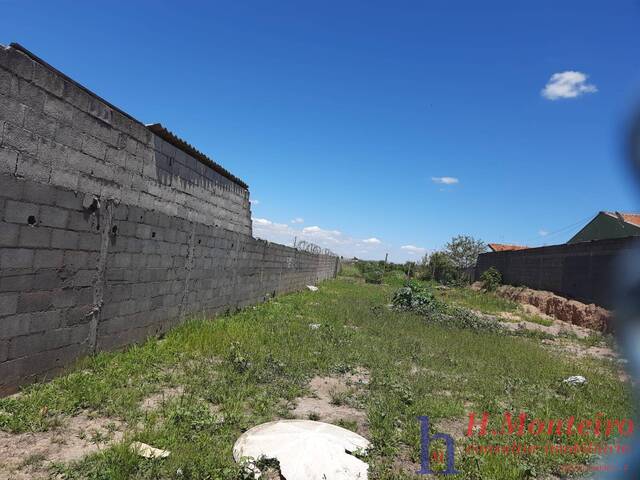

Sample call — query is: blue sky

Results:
[3,1,639,261]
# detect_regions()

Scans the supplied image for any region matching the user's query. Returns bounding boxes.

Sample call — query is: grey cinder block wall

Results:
[475,236,639,309]
[0,43,338,395]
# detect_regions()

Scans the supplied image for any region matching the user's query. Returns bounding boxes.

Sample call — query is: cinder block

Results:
[23,108,58,139]
[21,181,56,205]
[50,168,79,191]
[51,288,75,309]
[31,270,61,290]
[39,206,69,229]
[34,65,65,97]
[28,310,61,333]
[0,248,33,269]
[77,231,100,251]
[8,328,70,360]
[0,313,30,339]
[17,290,53,313]
[63,250,89,271]
[61,269,95,288]
[5,48,34,81]
[0,94,27,126]
[81,134,107,160]
[4,200,39,224]
[54,189,82,210]
[54,124,83,151]
[1,123,38,157]
[67,210,94,232]
[18,225,51,248]
[0,222,19,247]
[16,78,46,111]
[0,66,16,95]
[15,154,50,183]
[61,78,90,110]
[51,229,78,249]
[0,293,18,317]
[38,137,68,169]
[43,94,75,124]
[34,249,63,269]
[0,146,18,175]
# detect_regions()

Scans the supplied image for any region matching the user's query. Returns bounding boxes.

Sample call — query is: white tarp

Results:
[233,420,369,479]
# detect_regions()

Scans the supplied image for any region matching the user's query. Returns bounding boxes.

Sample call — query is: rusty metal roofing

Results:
[604,211,640,228]
[488,243,529,252]
[147,123,248,189]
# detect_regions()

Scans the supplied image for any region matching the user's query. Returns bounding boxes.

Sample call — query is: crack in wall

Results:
[179,222,197,320]
[89,200,113,353]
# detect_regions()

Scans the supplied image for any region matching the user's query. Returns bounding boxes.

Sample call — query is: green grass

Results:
[435,286,520,314]
[0,279,632,479]
[435,287,555,327]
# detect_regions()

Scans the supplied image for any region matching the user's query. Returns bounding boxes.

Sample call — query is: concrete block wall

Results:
[0,44,338,394]
[475,236,639,308]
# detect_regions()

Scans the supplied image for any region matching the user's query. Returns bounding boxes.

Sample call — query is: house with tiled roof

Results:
[568,211,640,244]
[487,243,528,252]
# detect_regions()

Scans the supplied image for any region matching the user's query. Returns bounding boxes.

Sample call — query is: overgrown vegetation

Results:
[0,276,631,479]
[480,266,502,291]
[415,234,487,285]
[392,281,501,332]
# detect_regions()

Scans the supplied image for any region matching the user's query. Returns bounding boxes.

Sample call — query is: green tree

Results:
[421,251,458,284]
[444,235,487,269]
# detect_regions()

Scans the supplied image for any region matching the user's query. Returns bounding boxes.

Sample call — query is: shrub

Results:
[363,269,383,284]
[391,282,501,332]
[392,281,437,310]
[420,252,459,285]
[480,267,502,291]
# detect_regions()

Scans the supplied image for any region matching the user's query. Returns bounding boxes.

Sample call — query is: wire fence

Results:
[294,240,336,256]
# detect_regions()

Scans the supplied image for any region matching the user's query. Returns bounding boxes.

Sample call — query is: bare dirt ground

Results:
[0,413,124,480]
[139,385,185,412]
[289,368,370,437]
[491,284,612,332]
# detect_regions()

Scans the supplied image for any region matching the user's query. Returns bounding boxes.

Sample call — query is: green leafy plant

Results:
[480,266,502,292]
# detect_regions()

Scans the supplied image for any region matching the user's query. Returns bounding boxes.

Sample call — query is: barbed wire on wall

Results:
[294,240,336,256]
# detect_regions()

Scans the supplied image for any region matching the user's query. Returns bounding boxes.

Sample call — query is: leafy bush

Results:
[480,267,502,291]
[363,269,383,284]
[392,281,437,310]
[391,282,500,332]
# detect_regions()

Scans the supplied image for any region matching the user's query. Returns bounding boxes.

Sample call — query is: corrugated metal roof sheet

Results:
[147,123,248,189]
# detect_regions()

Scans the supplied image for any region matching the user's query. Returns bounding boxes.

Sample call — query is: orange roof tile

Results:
[604,212,640,228]
[488,243,528,252]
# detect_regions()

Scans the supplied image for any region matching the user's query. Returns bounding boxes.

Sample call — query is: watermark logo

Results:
[417,415,459,475]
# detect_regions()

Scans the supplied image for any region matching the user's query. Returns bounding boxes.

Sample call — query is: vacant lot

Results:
[0,274,632,479]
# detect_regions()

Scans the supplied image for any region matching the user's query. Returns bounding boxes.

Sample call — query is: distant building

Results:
[568,211,640,244]
[487,243,528,252]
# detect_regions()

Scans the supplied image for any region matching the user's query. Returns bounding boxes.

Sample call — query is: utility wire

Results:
[523,213,595,245]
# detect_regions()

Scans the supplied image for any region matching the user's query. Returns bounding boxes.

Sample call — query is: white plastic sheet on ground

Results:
[233,420,370,479]
[130,441,171,459]
[563,375,587,385]
[306,285,319,292]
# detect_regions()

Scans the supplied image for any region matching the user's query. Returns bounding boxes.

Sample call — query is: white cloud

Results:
[253,218,427,262]
[538,229,549,236]
[431,176,459,185]
[250,199,260,205]
[541,71,597,100]
[362,237,381,244]
[291,217,304,224]
[302,226,344,244]
[252,217,289,232]
[401,245,427,255]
